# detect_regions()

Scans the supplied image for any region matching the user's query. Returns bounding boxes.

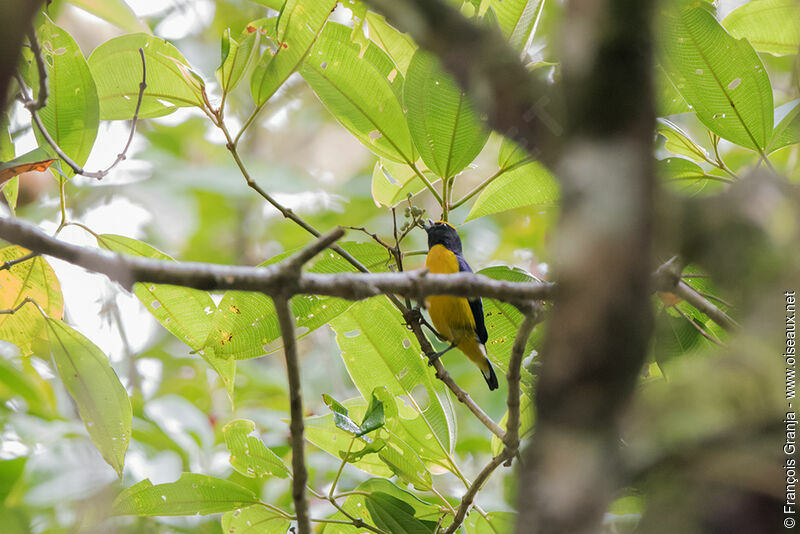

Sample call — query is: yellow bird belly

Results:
[425,245,488,369]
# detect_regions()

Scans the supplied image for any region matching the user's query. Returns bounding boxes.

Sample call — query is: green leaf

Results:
[305,399,394,477]
[68,0,151,34]
[320,478,439,534]
[112,473,259,516]
[657,157,727,196]
[96,234,235,398]
[0,247,63,356]
[0,113,18,214]
[477,266,540,375]
[250,0,336,106]
[366,493,435,534]
[330,297,456,462]
[466,139,558,221]
[405,49,489,179]
[358,391,385,437]
[371,158,439,208]
[0,146,56,184]
[769,99,800,152]
[250,0,287,8]
[223,419,290,478]
[322,393,363,435]
[364,12,417,74]
[221,505,290,534]
[45,318,131,476]
[25,18,99,173]
[302,22,416,163]
[88,33,205,120]
[464,511,517,533]
[216,28,260,95]
[723,0,800,56]
[655,63,691,116]
[205,242,391,360]
[488,0,545,51]
[656,118,711,163]
[0,457,26,504]
[660,7,773,150]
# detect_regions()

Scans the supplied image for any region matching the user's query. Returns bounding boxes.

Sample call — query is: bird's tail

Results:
[481,358,499,391]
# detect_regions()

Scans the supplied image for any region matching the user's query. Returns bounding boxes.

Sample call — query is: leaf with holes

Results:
[660,7,773,150]
[89,33,204,119]
[302,22,416,163]
[250,0,336,105]
[21,18,99,174]
[723,0,800,56]
[331,297,456,461]
[205,241,391,360]
[0,246,63,355]
[487,0,545,52]
[405,49,489,179]
[221,506,290,534]
[112,473,259,516]
[46,318,131,476]
[223,419,289,478]
[96,234,235,398]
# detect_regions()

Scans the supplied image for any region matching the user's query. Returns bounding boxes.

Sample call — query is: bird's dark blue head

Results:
[423,219,463,255]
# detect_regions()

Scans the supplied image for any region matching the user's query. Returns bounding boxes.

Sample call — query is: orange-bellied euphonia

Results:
[423,219,498,390]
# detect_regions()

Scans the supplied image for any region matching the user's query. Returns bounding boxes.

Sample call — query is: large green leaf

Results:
[45,318,131,476]
[250,0,336,106]
[371,158,439,208]
[477,266,540,375]
[96,235,235,397]
[221,506,290,534]
[112,473,259,516]
[364,12,417,75]
[405,50,489,179]
[366,492,435,534]
[216,27,260,96]
[464,511,517,533]
[24,18,99,173]
[205,241,391,360]
[302,22,416,163]
[657,157,726,196]
[0,246,63,356]
[222,419,290,478]
[68,0,150,34]
[769,99,800,152]
[488,0,545,52]
[656,118,712,163]
[466,139,558,221]
[655,64,691,116]
[723,0,800,56]
[330,297,456,458]
[661,7,773,150]
[88,33,205,119]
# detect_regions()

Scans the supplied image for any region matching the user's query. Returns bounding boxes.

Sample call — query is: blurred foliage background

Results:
[0,0,798,532]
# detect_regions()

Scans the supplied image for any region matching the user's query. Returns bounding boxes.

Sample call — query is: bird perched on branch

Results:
[423,219,497,390]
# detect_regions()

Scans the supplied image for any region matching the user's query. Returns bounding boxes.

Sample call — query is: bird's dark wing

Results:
[458,255,489,344]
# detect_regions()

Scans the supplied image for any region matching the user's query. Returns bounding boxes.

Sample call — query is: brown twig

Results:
[0,251,39,271]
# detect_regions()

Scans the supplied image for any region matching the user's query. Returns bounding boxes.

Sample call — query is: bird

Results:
[422,219,498,390]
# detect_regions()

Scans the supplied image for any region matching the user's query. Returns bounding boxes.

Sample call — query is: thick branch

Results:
[0,216,554,304]
[275,295,311,534]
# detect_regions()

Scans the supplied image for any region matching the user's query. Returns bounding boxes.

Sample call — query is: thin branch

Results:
[0,251,38,271]
[24,24,48,112]
[0,297,36,315]
[275,295,311,534]
[409,162,444,207]
[284,227,346,271]
[15,49,147,180]
[343,226,395,252]
[674,306,723,346]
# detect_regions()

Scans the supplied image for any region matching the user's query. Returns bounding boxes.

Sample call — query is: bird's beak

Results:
[422,218,434,232]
